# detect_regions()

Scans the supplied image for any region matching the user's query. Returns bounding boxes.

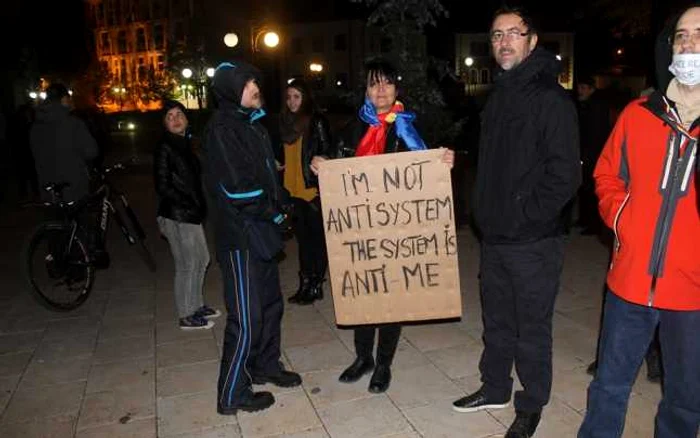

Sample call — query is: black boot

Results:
[288,272,309,304]
[297,275,324,305]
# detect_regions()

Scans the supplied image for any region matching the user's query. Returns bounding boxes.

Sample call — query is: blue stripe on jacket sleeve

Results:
[220,183,263,199]
[273,213,285,224]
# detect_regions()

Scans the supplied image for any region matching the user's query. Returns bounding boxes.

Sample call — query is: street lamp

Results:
[464,57,474,67]
[29,91,38,99]
[224,32,239,48]
[206,68,215,78]
[182,68,193,79]
[251,27,281,52]
[309,63,323,73]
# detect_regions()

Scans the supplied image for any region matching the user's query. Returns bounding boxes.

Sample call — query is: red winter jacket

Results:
[595,91,699,311]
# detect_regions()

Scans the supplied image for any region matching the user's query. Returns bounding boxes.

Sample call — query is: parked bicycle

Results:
[22,159,156,311]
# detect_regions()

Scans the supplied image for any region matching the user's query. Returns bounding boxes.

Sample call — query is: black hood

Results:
[34,102,70,124]
[494,47,561,89]
[655,3,700,91]
[211,61,263,110]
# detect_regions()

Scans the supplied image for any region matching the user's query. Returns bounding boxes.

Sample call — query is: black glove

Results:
[276,213,293,234]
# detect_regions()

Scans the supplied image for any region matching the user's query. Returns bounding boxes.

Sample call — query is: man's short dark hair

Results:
[364,58,399,87]
[45,83,70,103]
[492,5,538,35]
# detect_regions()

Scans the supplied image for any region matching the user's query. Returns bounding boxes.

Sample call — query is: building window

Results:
[157,55,164,71]
[312,36,324,53]
[380,37,392,53]
[153,0,163,18]
[174,21,185,43]
[138,57,146,80]
[153,24,164,50]
[97,3,105,23]
[334,34,347,52]
[470,41,489,57]
[541,41,561,55]
[136,28,146,52]
[292,37,303,54]
[117,30,127,53]
[120,59,127,82]
[480,69,490,84]
[100,32,110,54]
[469,68,478,84]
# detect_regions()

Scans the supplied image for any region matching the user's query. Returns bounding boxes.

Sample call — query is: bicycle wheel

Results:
[113,199,157,272]
[23,222,95,311]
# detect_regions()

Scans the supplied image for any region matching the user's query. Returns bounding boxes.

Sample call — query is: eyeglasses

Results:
[672,31,700,46]
[490,29,530,43]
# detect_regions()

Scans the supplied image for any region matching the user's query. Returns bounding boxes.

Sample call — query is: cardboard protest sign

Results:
[318,149,462,325]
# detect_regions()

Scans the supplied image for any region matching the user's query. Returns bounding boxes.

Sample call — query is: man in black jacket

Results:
[204,61,301,415]
[452,7,580,438]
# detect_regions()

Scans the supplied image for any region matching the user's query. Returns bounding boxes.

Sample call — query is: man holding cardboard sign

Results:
[311,59,456,394]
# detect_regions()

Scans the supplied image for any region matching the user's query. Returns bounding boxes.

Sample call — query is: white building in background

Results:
[454,32,574,96]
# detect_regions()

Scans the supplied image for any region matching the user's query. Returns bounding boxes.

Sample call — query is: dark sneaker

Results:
[217,391,274,415]
[179,314,214,330]
[195,305,221,319]
[452,389,510,413]
[252,370,302,387]
[505,411,541,438]
[339,356,375,383]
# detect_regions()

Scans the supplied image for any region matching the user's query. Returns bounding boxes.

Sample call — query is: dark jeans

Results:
[578,291,700,438]
[290,196,327,278]
[217,248,283,407]
[355,324,402,366]
[478,236,565,413]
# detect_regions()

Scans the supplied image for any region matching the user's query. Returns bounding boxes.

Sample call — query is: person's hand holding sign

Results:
[440,148,455,169]
[310,155,326,175]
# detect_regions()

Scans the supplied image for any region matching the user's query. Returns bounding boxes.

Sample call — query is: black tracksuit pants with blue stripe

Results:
[217,247,283,408]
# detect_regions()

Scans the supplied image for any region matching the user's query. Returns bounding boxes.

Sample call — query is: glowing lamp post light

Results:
[309,63,324,73]
[223,32,239,48]
[464,57,474,67]
[181,68,193,79]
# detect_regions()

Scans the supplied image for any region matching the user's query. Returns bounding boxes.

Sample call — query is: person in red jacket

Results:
[578,5,700,438]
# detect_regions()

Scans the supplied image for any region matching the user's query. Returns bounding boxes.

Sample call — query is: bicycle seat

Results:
[44,182,71,194]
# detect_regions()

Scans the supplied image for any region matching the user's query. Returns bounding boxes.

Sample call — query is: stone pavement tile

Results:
[156,320,215,345]
[391,340,431,371]
[42,317,101,341]
[0,315,51,334]
[77,381,155,430]
[281,319,338,349]
[1,380,85,423]
[0,413,76,438]
[166,423,242,438]
[93,335,154,364]
[156,337,219,369]
[552,366,593,414]
[99,315,154,341]
[237,390,322,437]
[0,330,43,355]
[157,359,218,398]
[403,399,505,438]
[623,393,659,437]
[386,364,464,410]
[33,333,97,361]
[558,307,603,332]
[86,358,155,394]
[425,341,481,379]
[401,322,473,353]
[102,291,155,321]
[0,374,21,412]
[317,395,413,438]
[381,431,422,438]
[631,369,662,403]
[75,417,156,438]
[332,327,355,352]
[285,340,353,373]
[488,396,583,437]
[0,351,32,377]
[19,355,91,388]
[301,368,374,408]
[156,390,238,437]
[266,427,330,438]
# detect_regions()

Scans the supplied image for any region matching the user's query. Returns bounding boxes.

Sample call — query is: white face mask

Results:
[669,53,700,86]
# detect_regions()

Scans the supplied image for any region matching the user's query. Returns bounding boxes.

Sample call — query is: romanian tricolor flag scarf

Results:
[355,98,427,157]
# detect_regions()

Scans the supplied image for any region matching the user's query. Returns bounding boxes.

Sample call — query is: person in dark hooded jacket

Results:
[203,61,301,415]
[30,83,98,202]
[452,7,580,438]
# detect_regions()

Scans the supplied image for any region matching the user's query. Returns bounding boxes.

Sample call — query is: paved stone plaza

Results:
[0,168,675,437]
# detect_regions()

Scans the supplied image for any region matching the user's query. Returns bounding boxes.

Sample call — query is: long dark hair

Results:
[280,79,314,143]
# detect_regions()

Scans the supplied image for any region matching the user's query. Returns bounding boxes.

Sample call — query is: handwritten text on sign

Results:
[318,149,462,325]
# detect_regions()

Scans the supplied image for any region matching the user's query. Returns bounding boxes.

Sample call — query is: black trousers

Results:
[479,236,565,413]
[290,196,327,278]
[217,248,283,407]
[354,324,402,366]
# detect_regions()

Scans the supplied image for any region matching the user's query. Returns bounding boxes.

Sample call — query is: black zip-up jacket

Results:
[153,132,206,224]
[473,48,581,244]
[277,112,332,188]
[203,62,285,250]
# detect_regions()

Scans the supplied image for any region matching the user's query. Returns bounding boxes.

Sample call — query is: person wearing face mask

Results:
[311,58,454,394]
[452,7,581,438]
[577,5,700,438]
[154,100,219,330]
[279,79,332,305]
[204,61,301,416]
